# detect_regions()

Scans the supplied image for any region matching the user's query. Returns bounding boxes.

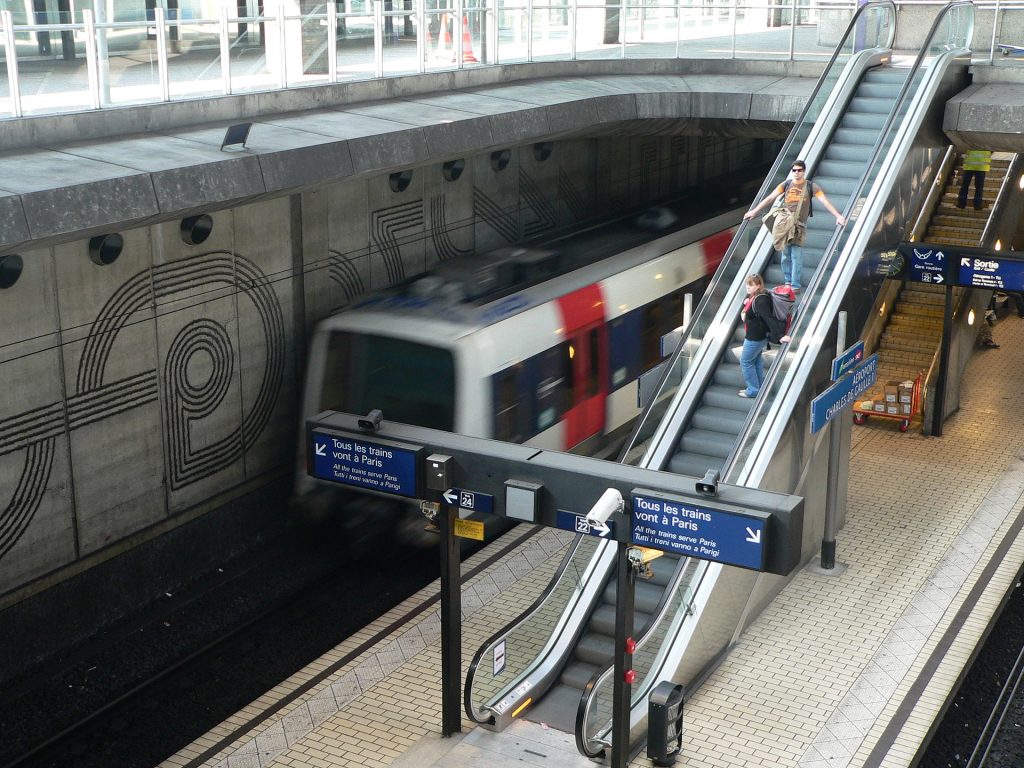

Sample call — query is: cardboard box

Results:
[900,403,912,415]
[858,400,874,411]
[884,380,900,402]
[874,402,886,412]
[886,405,899,415]
[899,392,912,404]
[899,382,913,403]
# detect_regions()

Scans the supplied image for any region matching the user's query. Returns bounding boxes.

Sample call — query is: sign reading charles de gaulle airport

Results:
[897,242,1024,291]
[309,429,422,498]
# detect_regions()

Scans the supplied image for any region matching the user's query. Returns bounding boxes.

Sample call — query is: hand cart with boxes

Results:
[852,371,923,432]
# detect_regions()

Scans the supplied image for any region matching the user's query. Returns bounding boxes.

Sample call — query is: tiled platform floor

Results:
[160,314,1024,768]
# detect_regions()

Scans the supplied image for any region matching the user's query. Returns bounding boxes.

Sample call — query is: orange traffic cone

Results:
[436,13,453,61]
[460,15,478,63]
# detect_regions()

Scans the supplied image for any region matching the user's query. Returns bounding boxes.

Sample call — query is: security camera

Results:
[357,409,383,432]
[586,488,623,534]
[696,469,720,496]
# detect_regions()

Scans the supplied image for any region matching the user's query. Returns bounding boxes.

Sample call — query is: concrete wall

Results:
[0,132,764,605]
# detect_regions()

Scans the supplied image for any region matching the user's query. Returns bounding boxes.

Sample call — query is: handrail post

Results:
[989,0,1000,63]
[83,10,101,109]
[219,6,232,95]
[527,0,534,61]
[93,3,111,106]
[675,0,681,58]
[730,0,737,59]
[373,0,384,77]
[620,0,627,58]
[155,7,171,102]
[277,4,288,88]
[571,0,578,59]
[788,0,797,61]
[2,10,23,117]
[415,0,425,72]
[456,0,464,67]
[327,2,339,80]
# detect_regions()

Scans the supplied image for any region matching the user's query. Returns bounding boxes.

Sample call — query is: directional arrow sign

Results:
[308,431,421,498]
[556,509,615,538]
[441,488,494,514]
[745,527,761,544]
[314,442,326,457]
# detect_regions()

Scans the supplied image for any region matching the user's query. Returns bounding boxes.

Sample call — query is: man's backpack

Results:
[764,285,795,343]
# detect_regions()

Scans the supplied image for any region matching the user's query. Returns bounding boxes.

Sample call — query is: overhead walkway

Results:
[462,0,983,760]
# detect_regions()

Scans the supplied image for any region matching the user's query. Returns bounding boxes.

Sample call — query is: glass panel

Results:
[466,536,603,718]
[16,20,92,115]
[574,3,622,60]
[167,20,226,101]
[337,1,378,80]
[495,0,529,63]
[289,9,331,87]
[0,17,14,117]
[229,13,274,94]
[623,0,680,57]
[531,2,571,61]
[381,0,420,76]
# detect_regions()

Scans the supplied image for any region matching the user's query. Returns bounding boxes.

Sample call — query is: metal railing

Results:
[0,0,859,119]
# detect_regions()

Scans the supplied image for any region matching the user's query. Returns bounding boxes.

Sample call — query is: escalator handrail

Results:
[618,0,897,465]
[723,0,975,479]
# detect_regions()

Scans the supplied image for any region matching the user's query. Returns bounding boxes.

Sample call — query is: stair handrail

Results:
[980,152,1024,247]
[907,145,959,242]
[618,0,898,466]
[725,0,975,477]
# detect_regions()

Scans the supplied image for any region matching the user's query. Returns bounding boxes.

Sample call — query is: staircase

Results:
[875,283,943,382]
[923,155,1009,246]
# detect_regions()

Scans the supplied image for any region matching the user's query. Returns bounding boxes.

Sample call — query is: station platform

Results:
[160,314,1024,768]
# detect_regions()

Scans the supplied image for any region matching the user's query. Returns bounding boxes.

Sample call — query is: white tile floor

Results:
[161,314,1024,768]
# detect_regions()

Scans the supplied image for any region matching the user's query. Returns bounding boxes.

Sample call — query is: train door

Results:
[557,285,608,449]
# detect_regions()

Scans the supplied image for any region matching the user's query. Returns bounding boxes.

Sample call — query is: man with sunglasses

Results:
[743,160,846,292]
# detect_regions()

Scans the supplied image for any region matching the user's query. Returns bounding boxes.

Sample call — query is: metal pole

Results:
[374,0,384,77]
[1,11,23,118]
[821,310,846,570]
[155,8,170,102]
[219,6,232,94]
[439,501,462,737]
[611,532,634,768]
[788,0,796,61]
[83,11,102,109]
[93,4,110,106]
[932,284,954,437]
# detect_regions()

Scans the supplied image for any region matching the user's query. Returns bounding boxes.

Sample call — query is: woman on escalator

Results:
[739,273,772,399]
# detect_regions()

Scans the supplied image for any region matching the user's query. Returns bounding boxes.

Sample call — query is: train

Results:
[294,205,744,526]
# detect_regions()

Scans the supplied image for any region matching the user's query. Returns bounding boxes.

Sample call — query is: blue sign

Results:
[957,255,1024,291]
[831,340,865,381]
[310,431,421,498]
[907,246,947,285]
[556,509,615,538]
[810,354,878,433]
[442,488,494,513]
[630,491,767,570]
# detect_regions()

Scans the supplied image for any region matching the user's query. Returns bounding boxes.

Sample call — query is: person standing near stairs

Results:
[958,149,992,210]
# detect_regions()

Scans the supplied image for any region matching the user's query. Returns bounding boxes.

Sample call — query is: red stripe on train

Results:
[556,283,608,450]
[701,228,736,276]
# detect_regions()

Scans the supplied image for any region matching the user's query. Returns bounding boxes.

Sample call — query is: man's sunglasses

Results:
[791,168,804,172]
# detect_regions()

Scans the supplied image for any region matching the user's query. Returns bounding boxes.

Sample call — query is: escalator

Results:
[465,0,977,759]
[670,66,908,479]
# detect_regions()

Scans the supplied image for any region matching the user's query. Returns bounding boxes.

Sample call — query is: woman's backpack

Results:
[763,285,795,343]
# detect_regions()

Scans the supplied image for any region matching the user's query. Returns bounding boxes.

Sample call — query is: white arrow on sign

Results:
[962,257,971,266]
[314,443,326,457]
[442,489,458,505]
[745,527,761,544]
[590,520,611,537]
[934,274,944,284]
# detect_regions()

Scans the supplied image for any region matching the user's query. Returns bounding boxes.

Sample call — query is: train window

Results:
[493,366,524,442]
[640,303,663,370]
[319,331,456,431]
[535,342,571,431]
[587,328,600,397]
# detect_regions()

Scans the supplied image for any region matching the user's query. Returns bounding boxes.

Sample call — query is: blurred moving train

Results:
[294,206,743,518]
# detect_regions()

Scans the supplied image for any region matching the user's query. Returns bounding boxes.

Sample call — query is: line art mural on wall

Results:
[371,201,425,283]
[0,251,285,561]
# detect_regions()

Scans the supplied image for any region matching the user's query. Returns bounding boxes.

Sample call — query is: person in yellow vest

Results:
[958,149,992,210]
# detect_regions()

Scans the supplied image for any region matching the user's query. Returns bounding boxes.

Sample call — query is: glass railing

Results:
[464,534,606,723]
[619,0,896,468]
[727,0,974,480]
[0,0,867,119]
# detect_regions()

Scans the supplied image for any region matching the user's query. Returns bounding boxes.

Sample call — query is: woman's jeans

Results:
[781,242,803,289]
[740,338,768,396]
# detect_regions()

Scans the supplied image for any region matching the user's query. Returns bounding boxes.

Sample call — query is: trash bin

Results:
[647,681,684,766]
